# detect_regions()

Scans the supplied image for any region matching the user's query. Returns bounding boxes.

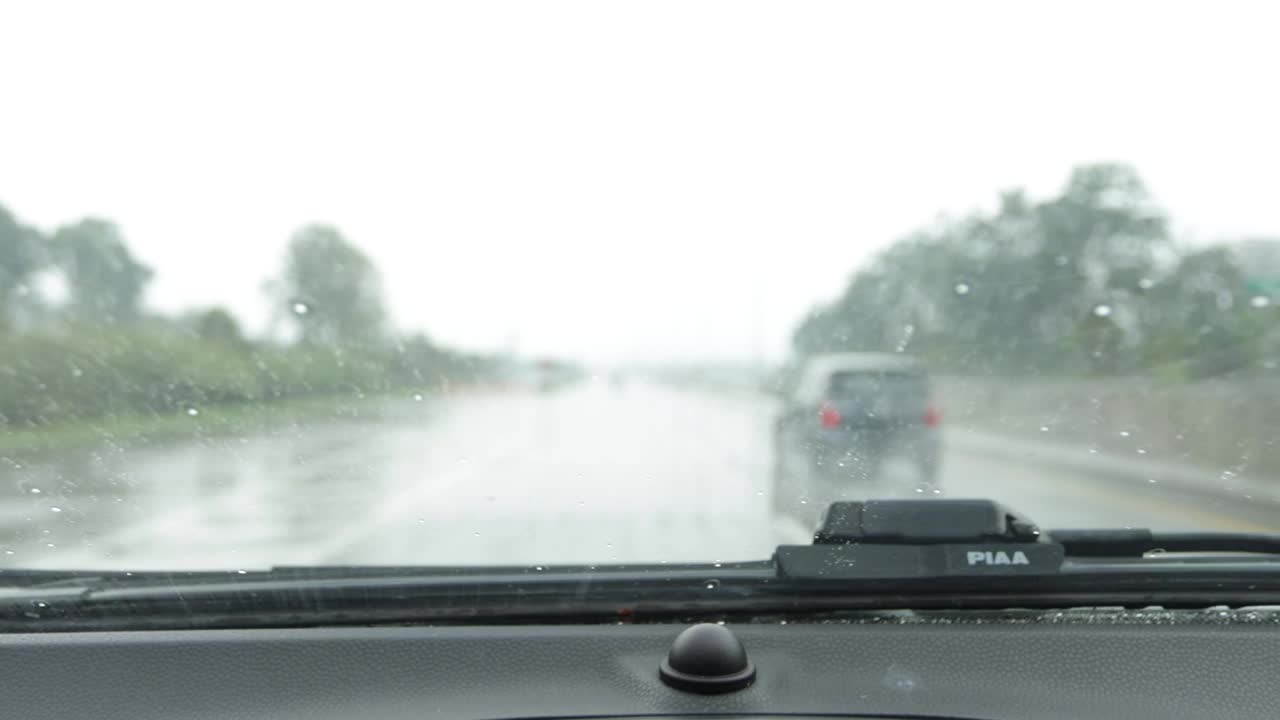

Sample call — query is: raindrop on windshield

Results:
[1138,277,1155,290]
[1251,295,1271,308]
[954,283,971,295]
[704,579,721,590]
[1039,425,1050,432]
[28,487,41,494]
[1120,430,1131,438]
[412,393,424,402]
[185,407,200,417]
[290,301,311,316]
[1093,304,1113,318]
[50,506,62,513]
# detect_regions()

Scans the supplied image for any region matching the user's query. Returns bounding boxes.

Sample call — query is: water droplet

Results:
[913,487,924,493]
[1251,295,1271,308]
[1054,255,1069,266]
[1137,448,1147,455]
[1093,304,1113,318]
[186,407,200,417]
[1147,478,1159,484]
[931,488,942,495]
[416,517,426,524]
[713,562,723,568]
[236,569,248,575]
[534,566,544,571]
[45,543,55,549]
[3,550,13,555]
[755,490,763,497]
[290,301,311,316]
[29,488,41,495]
[954,283,970,295]
[1039,425,1050,432]
[799,499,809,505]
[412,393,424,402]
[704,579,721,590]
[1138,277,1154,290]
[473,531,481,537]
[1120,430,1131,438]
[779,620,788,625]
[50,506,62,513]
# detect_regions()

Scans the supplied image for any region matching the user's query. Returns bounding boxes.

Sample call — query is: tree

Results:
[274,225,387,346]
[50,219,153,324]
[792,164,1177,376]
[1139,248,1271,379]
[0,203,46,328]
[194,307,247,347]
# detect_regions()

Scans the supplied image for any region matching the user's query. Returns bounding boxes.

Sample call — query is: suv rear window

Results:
[827,371,929,417]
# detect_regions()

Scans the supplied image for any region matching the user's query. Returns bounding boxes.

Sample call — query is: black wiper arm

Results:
[1048,530,1280,558]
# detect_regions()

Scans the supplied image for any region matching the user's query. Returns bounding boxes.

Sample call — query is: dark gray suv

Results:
[772,353,941,513]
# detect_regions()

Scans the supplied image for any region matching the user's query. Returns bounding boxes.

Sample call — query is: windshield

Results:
[1,2,1278,580]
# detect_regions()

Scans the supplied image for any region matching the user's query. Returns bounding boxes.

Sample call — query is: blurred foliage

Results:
[0,205,496,430]
[271,224,387,346]
[49,219,154,324]
[793,164,1280,380]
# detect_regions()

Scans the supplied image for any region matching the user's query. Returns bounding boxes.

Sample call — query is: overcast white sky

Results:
[2,1,1278,363]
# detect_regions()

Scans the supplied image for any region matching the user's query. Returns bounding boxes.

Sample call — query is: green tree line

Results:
[793,164,1280,380]
[0,206,494,429]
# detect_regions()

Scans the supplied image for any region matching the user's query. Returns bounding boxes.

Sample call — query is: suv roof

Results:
[783,353,927,403]
[803,352,925,376]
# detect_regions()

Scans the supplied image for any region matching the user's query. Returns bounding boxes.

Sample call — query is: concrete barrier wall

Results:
[935,377,1280,480]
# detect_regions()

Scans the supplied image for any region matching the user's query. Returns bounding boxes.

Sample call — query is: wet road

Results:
[2,382,1277,571]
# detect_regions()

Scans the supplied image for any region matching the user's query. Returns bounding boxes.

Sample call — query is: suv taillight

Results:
[923,404,941,427]
[819,402,842,429]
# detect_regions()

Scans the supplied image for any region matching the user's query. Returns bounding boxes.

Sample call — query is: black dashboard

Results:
[4,615,1276,720]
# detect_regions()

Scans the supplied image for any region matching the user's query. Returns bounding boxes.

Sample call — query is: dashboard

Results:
[3,614,1277,720]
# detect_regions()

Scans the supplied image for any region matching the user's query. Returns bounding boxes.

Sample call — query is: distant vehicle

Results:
[772,353,941,509]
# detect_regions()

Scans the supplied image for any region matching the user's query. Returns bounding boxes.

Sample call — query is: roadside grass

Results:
[0,393,428,458]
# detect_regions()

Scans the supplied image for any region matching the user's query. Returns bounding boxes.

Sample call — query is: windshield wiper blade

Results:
[1048,530,1280,557]
[9,499,1280,633]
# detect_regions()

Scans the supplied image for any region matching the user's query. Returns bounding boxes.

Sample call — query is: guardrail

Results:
[935,377,1280,486]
